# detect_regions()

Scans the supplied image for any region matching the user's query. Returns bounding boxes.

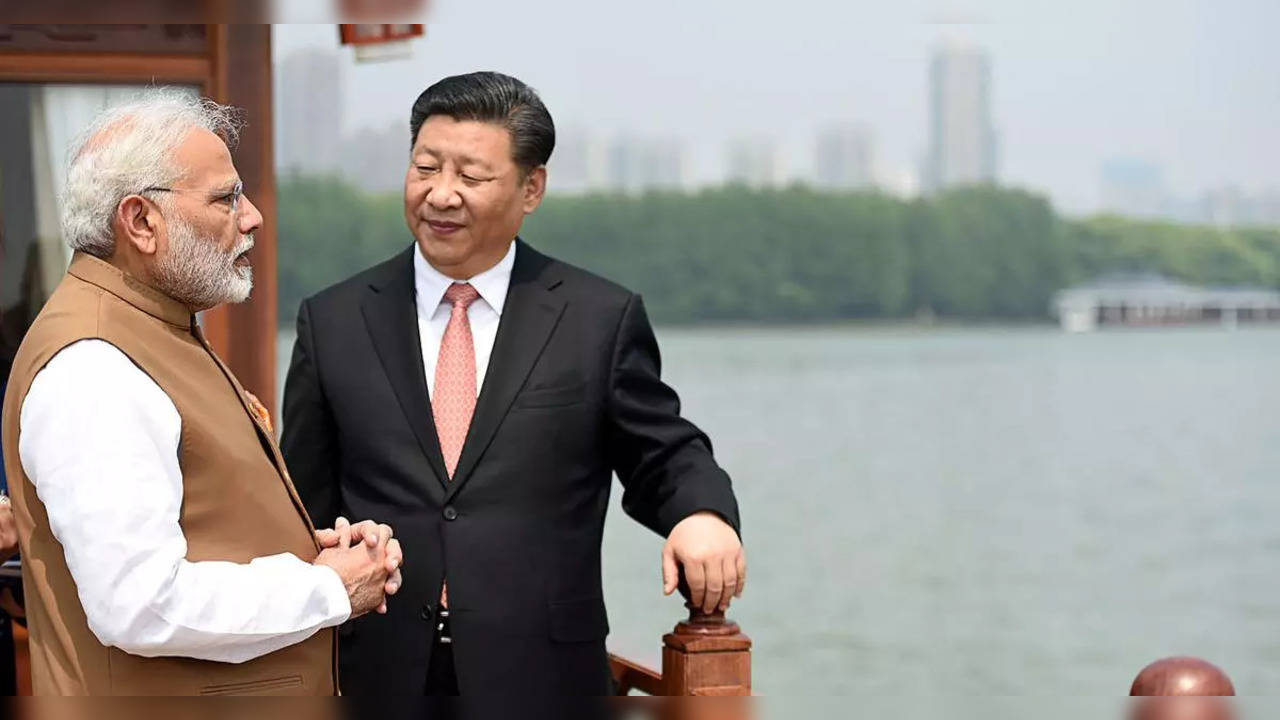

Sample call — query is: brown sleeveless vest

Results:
[0,252,337,695]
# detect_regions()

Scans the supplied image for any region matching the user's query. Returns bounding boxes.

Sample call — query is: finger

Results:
[720,555,738,611]
[377,601,387,614]
[735,550,747,598]
[386,539,403,572]
[344,519,375,545]
[359,521,380,547]
[661,546,679,596]
[373,523,392,549]
[385,569,402,595]
[701,559,724,614]
[335,516,351,548]
[315,529,339,548]
[683,560,706,610]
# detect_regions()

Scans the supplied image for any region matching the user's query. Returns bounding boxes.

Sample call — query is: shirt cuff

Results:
[313,563,353,626]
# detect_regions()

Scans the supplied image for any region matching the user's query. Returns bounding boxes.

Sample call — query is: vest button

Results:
[442,505,458,521]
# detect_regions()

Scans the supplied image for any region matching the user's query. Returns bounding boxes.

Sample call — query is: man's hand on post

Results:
[662,511,746,614]
[314,516,403,616]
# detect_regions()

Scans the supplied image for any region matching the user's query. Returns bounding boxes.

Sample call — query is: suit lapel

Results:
[446,241,565,501]
[361,246,451,494]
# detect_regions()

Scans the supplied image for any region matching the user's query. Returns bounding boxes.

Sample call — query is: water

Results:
[276,325,1280,704]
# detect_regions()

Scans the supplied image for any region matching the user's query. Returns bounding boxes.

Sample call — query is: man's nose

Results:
[426,177,463,210]
[239,195,264,234]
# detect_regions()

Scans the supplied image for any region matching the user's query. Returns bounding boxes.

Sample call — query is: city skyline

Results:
[277,51,1279,225]
[273,3,1279,217]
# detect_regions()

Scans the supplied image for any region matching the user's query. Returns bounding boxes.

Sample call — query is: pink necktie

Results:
[433,282,481,477]
[433,282,480,609]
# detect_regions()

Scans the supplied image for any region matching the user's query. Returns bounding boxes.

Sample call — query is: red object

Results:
[1130,657,1236,696]
[338,24,423,46]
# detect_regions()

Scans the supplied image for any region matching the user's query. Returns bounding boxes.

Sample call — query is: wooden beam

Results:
[0,51,210,84]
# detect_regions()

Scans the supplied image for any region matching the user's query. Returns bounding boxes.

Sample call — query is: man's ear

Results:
[116,195,160,257]
[522,166,547,215]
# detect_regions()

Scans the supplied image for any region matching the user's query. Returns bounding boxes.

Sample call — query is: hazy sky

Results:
[274,0,1279,214]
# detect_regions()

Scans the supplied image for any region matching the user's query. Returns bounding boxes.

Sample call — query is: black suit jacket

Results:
[281,240,740,695]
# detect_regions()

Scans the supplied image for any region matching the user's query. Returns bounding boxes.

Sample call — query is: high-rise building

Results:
[725,137,785,189]
[1201,186,1280,228]
[814,123,874,190]
[878,165,921,199]
[548,128,610,194]
[924,42,997,192]
[605,135,686,194]
[341,122,410,194]
[276,48,344,176]
[1099,158,1165,218]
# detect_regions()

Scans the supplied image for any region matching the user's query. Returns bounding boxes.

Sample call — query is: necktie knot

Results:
[444,282,481,309]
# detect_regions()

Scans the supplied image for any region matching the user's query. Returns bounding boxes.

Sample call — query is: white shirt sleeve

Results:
[17,339,351,664]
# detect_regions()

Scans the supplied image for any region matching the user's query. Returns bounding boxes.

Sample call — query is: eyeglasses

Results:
[142,180,244,216]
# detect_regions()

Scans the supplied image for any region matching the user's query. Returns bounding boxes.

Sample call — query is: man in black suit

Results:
[282,71,745,696]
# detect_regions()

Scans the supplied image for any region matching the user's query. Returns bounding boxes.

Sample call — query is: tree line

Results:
[278,176,1280,327]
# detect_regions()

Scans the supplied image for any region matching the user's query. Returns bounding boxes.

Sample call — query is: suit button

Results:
[442,506,458,521]
[421,603,434,621]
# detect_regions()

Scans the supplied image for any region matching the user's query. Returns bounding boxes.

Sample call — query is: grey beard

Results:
[151,217,254,310]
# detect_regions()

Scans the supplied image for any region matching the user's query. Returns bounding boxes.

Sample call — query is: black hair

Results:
[409,71,555,171]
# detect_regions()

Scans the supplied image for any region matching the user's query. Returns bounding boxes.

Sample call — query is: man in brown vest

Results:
[0,90,402,695]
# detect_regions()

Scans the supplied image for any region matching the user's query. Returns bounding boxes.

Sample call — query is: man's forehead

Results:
[413,117,512,162]
[173,127,238,184]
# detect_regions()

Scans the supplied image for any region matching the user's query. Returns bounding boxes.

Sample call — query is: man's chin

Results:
[225,269,254,304]
[418,227,469,250]
[418,235,493,276]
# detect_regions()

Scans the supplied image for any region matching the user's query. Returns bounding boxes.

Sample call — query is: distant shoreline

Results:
[275,318,1280,334]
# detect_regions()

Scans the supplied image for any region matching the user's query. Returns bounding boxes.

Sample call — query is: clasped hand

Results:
[313,517,403,617]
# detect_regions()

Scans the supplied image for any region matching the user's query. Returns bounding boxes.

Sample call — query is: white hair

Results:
[60,88,244,259]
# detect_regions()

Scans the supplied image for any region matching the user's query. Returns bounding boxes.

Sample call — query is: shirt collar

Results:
[413,240,516,317]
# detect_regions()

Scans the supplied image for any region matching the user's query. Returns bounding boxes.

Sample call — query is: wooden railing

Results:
[6,603,1244,700]
[609,603,752,696]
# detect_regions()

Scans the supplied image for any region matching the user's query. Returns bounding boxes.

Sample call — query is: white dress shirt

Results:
[18,339,351,664]
[413,241,515,397]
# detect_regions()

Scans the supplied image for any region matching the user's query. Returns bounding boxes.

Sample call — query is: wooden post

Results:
[201,24,279,419]
[1130,656,1236,696]
[661,604,752,696]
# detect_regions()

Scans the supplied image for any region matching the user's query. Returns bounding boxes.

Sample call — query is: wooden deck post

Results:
[1130,656,1235,696]
[1129,656,1236,720]
[660,604,752,696]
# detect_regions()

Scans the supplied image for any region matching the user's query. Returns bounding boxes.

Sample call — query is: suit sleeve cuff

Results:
[654,473,742,539]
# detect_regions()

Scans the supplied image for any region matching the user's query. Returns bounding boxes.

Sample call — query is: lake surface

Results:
[276,324,1280,710]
